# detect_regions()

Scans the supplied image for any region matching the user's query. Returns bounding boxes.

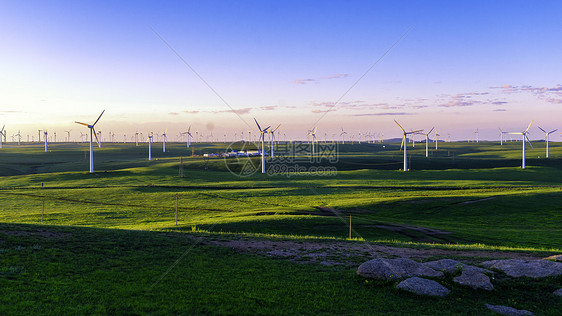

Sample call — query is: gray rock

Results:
[424,259,492,274]
[482,259,562,278]
[554,288,562,296]
[357,258,443,280]
[396,277,450,297]
[453,269,494,290]
[543,254,562,262]
[485,304,533,315]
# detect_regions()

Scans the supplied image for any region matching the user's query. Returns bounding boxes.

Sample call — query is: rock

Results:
[485,304,534,315]
[482,259,562,278]
[396,277,450,297]
[424,259,492,274]
[453,269,494,290]
[554,288,562,296]
[357,258,443,280]
[543,254,562,262]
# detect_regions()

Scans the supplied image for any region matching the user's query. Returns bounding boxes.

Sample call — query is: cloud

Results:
[352,112,413,116]
[294,73,350,85]
[546,98,562,104]
[260,105,277,111]
[322,73,349,80]
[311,109,331,114]
[491,101,508,105]
[216,107,252,115]
[184,110,201,114]
[493,109,507,112]
[168,112,179,116]
[294,78,317,85]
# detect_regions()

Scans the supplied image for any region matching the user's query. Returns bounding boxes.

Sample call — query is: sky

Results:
[1,0,561,142]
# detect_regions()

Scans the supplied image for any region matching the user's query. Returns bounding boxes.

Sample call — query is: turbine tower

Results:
[270,124,280,158]
[499,128,507,145]
[15,130,21,145]
[340,128,347,144]
[254,118,270,174]
[509,121,533,169]
[181,126,193,148]
[43,130,48,152]
[147,133,153,160]
[65,130,72,142]
[537,126,558,158]
[422,127,435,158]
[74,110,105,173]
[395,120,422,172]
[307,127,317,157]
[475,129,479,143]
[162,130,167,153]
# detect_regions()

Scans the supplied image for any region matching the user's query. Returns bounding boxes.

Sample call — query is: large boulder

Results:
[485,304,534,315]
[453,269,493,290]
[482,259,562,278]
[357,258,443,280]
[424,259,492,274]
[396,277,450,297]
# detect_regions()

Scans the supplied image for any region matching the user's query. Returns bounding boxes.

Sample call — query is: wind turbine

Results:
[434,132,440,150]
[162,130,167,152]
[537,126,558,158]
[147,133,153,160]
[509,121,533,169]
[422,127,435,157]
[181,126,193,148]
[395,120,422,172]
[74,110,105,173]
[270,124,280,158]
[0,125,5,149]
[340,128,347,144]
[65,130,72,142]
[475,129,479,143]
[307,127,317,157]
[43,130,48,152]
[254,118,270,174]
[15,131,21,145]
[498,128,507,145]
[135,131,139,146]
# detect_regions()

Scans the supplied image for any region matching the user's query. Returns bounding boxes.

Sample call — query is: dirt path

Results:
[193,235,545,267]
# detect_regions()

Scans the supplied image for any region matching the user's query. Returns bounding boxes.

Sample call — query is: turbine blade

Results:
[525,135,533,149]
[75,121,89,127]
[428,127,435,135]
[525,120,533,133]
[188,125,191,133]
[508,132,522,135]
[1,125,4,132]
[394,120,405,133]
[93,110,105,126]
[400,136,405,151]
[254,118,262,131]
[538,126,546,133]
[550,129,558,134]
[92,128,100,145]
[272,124,281,132]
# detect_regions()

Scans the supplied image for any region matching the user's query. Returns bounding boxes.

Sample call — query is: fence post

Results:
[41,200,45,223]
[175,194,178,226]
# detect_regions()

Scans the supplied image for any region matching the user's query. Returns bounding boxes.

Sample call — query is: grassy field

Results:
[1,140,561,314]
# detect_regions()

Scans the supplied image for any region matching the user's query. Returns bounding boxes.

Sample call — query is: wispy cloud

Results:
[294,73,350,85]
[352,112,413,116]
[184,110,201,114]
[294,78,317,85]
[168,112,180,116]
[260,105,277,111]
[493,109,507,112]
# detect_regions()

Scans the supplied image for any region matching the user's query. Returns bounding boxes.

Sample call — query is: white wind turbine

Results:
[65,130,72,142]
[509,121,533,169]
[422,127,435,157]
[340,128,347,144]
[181,126,193,148]
[162,130,167,152]
[75,110,105,173]
[0,125,5,149]
[537,126,558,158]
[498,128,507,145]
[15,130,21,145]
[254,118,270,174]
[147,132,153,160]
[135,131,139,146]
[307,127,317,157]
[475,128,479,143]
[434,132,440,150]
[43,130,48,152]
[269,124,280,158]
[395,120,422,172]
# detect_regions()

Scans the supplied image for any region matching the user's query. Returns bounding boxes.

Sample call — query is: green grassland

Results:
[0,140,561,314]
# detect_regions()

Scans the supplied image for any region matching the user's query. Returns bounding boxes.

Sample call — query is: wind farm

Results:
[1,1,562,315]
